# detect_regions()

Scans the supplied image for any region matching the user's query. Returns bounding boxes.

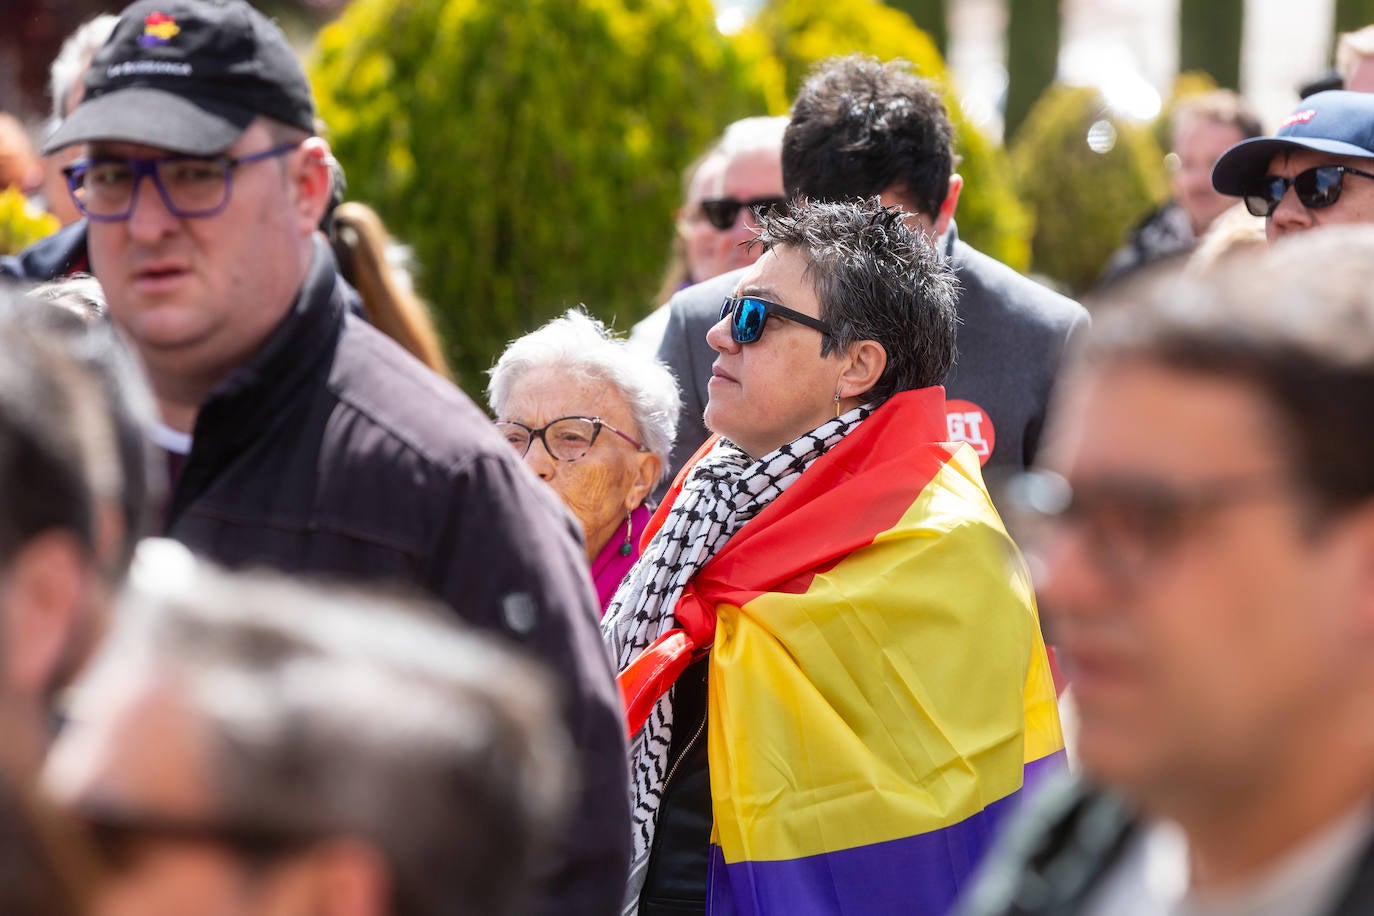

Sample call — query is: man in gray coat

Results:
[657,55,1088,489]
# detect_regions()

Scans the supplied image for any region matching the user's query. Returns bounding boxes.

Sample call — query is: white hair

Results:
[487,309,681,477]
[715,115,789,159]
[49,14,118,124]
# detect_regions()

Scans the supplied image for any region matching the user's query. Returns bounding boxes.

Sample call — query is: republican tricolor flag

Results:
[621,387,1065,915]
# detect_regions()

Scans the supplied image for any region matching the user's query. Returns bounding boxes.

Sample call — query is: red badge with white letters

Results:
[946,399,995,466]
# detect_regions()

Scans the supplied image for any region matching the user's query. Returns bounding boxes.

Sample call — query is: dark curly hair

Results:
[782,54,955,218]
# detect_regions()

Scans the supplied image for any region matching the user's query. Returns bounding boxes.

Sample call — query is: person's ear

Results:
[291,137,335,234]
[625,450,663,512]
[931,174,963,238]
[2,531,90,699]
[835,339,887,404]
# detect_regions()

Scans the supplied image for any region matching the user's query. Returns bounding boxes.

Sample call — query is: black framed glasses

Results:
[1004,469,1293,587]
[1241,164,1374,218]
[62,142,302,222]
[719,295,834,345]
[495,416,646,462]
[698,196,787,231]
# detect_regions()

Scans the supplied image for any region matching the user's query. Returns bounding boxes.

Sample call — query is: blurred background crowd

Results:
[0,0,1370,396]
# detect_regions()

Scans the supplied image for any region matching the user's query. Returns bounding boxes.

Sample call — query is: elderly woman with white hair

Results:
[488,309,680,611]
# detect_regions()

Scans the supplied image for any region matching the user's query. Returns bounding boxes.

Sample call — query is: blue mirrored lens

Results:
[734,298,766,343]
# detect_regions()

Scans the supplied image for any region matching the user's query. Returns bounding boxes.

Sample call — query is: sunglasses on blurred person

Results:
[718,295,834,345]
[698,196,788,231]
[1242,165,1374,217]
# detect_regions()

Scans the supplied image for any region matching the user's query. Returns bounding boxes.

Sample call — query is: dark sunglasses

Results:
[719,296,834,345]
[698,196,787,231]
[1242,165,1374,218]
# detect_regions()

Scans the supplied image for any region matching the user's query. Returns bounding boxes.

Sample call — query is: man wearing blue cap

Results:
[1212,90,1374,241]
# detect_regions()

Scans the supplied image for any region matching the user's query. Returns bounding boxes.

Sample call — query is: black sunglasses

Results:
[719,296,834,345]
[1242,165,1374,217]
[698,196,787,231]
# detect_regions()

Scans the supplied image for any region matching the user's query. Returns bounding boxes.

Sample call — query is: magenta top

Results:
[591,503,653,615]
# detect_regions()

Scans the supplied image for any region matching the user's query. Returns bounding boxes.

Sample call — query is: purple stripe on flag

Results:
[707,751,1068,916]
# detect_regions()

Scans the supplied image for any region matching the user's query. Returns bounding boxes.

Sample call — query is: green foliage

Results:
[1335,0,1374,39]
[746,0,1032,270]
[1179,0,1243,90]
[881,0,947,55]
[0,188,58,256]
[1011,84,1168,293]
[310,0,785,395]
[1004,0,1060,142]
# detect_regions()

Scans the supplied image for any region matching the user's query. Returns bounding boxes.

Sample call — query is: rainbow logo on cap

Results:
[138,12,181,47]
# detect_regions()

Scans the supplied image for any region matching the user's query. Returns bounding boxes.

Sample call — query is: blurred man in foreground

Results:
[961,227,1374,915]
[48,541,571,916]
[0,284,125,775]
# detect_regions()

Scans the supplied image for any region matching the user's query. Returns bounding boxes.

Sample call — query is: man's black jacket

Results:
[957,776,1374,916]
[6,227,632,915]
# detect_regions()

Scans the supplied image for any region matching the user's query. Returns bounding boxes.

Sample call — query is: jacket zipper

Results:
[661,712,706,794]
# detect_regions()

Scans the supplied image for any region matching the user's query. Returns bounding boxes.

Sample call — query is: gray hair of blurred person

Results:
[26,276,160,580]
[48,14,118,126]
[487,309,681,479]
[750,199,959,404]
[1169,89,1263,144]
[0,282,118,564]
[1088,225,1374,521]
[77,540,573,916]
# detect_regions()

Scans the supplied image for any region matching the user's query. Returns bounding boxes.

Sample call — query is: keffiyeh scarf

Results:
[601,405,872,914]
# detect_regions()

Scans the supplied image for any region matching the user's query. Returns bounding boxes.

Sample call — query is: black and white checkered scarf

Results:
[601,405,872,914]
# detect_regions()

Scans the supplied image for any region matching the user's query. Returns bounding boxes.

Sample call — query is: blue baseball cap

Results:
[1212,90,1374,195]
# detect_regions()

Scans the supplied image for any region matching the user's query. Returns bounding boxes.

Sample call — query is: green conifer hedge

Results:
[310,0,784,394]
[1011,84,1167,293]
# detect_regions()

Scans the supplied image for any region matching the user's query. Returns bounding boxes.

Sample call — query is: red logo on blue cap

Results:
[1281,109,1317,129]
[139,12,181,47]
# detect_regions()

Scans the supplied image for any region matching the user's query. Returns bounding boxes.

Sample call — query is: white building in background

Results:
[716,0,1342,136]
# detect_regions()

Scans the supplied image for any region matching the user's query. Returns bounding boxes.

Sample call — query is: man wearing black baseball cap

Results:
[1212,89,1374,241]
[36,2,632,913]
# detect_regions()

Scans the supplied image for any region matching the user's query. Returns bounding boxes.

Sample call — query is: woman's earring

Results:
[620,511,634,557]
[834,392,842,418]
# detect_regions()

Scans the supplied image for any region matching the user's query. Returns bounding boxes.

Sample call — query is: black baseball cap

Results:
[43,0,316,156]
[1212,90,1374,195]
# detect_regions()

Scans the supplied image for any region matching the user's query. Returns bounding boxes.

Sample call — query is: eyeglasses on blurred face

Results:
[1004,469,1294,587]
[698,196,787,231]
[1242,164,1374,218]
[62,142,301,221]
[81,803,321,872]
[495,416,645,462]
[719,295,834,346]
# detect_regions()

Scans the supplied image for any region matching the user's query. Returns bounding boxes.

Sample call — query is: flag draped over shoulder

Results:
[618,388,1065,915]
